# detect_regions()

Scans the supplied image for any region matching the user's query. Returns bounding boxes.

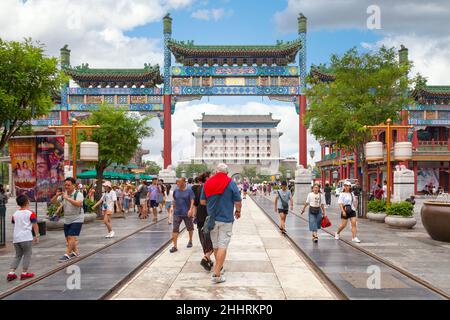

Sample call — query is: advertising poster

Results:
[36,136,65,202]
[417,168,440,192]
[9,137,37,201]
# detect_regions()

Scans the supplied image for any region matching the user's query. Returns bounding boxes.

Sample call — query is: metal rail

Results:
[251,195,450,300]
[0,216,170,300]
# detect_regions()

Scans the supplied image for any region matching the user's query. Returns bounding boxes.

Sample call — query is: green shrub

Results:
[386,201,414,217]
[368,200,386,213]
[85,198,96,213]
[47,203,63,217]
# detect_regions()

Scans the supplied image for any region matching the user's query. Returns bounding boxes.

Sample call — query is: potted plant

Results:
[45,203,65,230]
[367,199,387,222]
[385,201,416,229]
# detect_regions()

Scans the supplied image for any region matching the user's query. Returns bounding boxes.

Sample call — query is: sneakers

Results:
[169,246,178,253]
[58,254,71,263]
[69,251,79,259]
[352,237,361,243]
[105,231,115,238]
[200,258,212,271]
[187,241,193,248]
[335,232,340,240]
[20,273,35,280]
[211,274,226,284]
[7,273,17,281]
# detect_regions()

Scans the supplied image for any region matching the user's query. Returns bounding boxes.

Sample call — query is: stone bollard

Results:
[294,165,313,205]
[393,165,415,202]
[158,165,177,185]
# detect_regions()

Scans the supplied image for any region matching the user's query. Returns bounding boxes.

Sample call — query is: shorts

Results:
[165,201,172,209]
[173,215,194,233]
[64,223,83,237]
[139,198,147,206]
[278,209,289,215]
[102,209,113,215]
[210,221,233,249]
[149,200,158,208]
[341,210,357,220]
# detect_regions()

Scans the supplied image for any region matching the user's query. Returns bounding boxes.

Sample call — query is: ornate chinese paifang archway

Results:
[162,13,308,169]
[47,13,308,170]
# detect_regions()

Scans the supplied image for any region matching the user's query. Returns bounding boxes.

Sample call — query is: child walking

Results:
[7,195,39,281]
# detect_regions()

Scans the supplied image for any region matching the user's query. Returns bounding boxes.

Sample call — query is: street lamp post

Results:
[49,118,100,179]
[364,118,413,207]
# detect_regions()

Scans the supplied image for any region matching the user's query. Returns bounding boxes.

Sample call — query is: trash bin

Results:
[32,219,46,237]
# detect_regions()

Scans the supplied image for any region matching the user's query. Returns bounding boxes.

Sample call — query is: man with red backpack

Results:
[201,163,242,284]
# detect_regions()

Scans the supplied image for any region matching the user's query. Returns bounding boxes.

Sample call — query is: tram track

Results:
[251,195,449,300]
[0,215,174,300]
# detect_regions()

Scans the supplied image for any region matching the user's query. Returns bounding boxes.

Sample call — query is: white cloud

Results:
[191,8,232,21]
[0,0,194,68]
[142,100,320,168]
[274,0,450,86]
[366,35,450,85]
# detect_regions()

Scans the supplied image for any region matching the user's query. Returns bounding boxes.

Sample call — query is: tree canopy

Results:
[0,38,66,149]
[176,163,209,178]
[305,46,413,151]
[144,160,162,175]
[81,105,152,199]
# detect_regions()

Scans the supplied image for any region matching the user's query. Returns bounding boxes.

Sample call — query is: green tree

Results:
[0,38,66,149]
[81,105,152,200]
[176,163,209,178]
[144,160,162,175]
[241,166,257,182]
[305,46,414,215]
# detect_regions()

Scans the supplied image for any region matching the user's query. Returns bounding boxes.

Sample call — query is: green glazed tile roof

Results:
[412,86,450,99]
[64,63,163,87]
[167,39,301,66]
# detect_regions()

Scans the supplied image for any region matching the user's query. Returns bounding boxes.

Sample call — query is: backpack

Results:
[277,190,289,210]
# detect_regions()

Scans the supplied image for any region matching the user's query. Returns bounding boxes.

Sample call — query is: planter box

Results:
[84,213,97,224]
[421,201,450,242]
[45,219,65,231]
[367,212,386,223]
[385,216,416,229]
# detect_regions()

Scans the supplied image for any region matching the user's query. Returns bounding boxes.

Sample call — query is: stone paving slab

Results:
[0,199,168,295]
[112,198,334,300]
[3,217,174,300]
[254,195,445,300]
[265,193,450,295]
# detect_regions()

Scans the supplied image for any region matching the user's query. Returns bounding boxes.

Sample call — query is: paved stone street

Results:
[111,197,335,300]
[0,200,162,295]
[266,193,450,295]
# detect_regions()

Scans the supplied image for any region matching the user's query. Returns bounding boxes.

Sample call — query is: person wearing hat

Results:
[335,181,361,243]
[93,181,117,238]
[274,181,293,234]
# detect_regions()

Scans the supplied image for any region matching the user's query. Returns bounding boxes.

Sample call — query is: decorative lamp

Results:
[80,141,99,161]
[365,141,383,161]
[394,142,413,161]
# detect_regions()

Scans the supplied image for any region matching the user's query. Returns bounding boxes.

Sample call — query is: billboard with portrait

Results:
[9,137,37,201]
[36,136,65,202]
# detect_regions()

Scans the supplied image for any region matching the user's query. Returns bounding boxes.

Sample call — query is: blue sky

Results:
[1,0,448,166]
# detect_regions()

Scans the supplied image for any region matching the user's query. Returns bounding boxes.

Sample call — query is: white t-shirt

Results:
[166,190,174,202]
[101,191,117,212]
[338,192,356,211]
[12,209,37,243]
[306,192,325,208]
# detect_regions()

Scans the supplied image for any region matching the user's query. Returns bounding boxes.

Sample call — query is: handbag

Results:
[321,215,332,228]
